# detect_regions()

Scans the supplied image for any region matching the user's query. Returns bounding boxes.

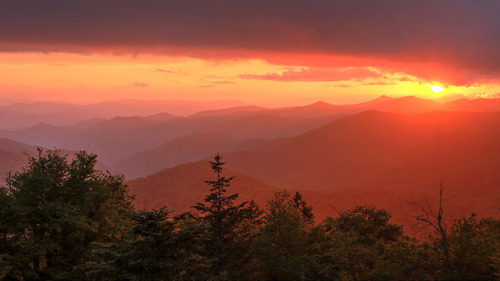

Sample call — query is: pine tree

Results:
[193,153,262,279]
[194,153,239,249]
[292,191,315,223]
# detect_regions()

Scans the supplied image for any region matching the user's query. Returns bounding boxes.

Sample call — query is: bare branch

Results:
[407,182,450,269]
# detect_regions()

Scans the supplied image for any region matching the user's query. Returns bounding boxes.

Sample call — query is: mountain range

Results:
[125,110,500,228]
[1,95,499,229]
[0,99,248,129]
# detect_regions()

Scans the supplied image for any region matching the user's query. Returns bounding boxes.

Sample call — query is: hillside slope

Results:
[127,160,280,213]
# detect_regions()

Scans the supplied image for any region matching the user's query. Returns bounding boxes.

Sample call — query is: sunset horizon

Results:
[2,1,500,106]
[0,92,486,109]
[1,1,499,280]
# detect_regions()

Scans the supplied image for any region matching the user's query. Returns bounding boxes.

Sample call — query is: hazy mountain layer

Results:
[125,110,500,230]
[0,99,248,129]
[1,96,500,188]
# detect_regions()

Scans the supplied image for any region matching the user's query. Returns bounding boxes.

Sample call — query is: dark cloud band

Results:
[1,0,499,85]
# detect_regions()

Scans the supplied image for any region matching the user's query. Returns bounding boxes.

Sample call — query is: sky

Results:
[1,0,500,106]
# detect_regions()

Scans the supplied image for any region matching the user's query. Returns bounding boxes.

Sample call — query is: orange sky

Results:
[1,1,499,106]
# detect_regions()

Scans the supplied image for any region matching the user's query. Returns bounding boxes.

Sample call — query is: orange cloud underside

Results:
[0,52,498,106]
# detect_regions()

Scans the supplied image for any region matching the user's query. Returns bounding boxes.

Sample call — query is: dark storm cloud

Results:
[1,0,499,84]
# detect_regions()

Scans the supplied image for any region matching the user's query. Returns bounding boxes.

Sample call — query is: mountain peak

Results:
[307,101,335,108]
[145,112,175,121]
[29,122,56,129]
[372,95,394,102]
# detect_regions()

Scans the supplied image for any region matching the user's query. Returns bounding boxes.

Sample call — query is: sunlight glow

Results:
[3,52,499,105]
[426,84,445,93]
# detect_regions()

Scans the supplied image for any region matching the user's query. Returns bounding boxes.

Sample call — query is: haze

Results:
[1,1,499,229]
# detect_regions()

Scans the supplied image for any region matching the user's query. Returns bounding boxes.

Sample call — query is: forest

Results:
[0,149,498,281]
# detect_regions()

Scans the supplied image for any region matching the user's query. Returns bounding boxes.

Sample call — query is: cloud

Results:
[362,81,397,86]
[327,84,352,88]
[211,80,234,84]
[239,68,380,82]
[132,82,149,87]
[398,76,417,82]
[156,69,174,73]
[200,77,235,85]
[1,0,499,85]
[203,79,234,85]
[156,69,187,74]
[199,85,214,88]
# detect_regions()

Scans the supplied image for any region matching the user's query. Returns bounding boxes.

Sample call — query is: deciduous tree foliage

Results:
[1,150,499,281]
[0,149,134,281]
[84,209,213,281]
[256,190,319,280]
[317,205,404,281]
[446,214,499,280]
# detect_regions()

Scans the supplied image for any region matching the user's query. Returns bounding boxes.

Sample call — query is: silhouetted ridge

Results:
[370,95,394,102]
[189,105,267,118]
[144,112,176,121]
[114,133,254,179]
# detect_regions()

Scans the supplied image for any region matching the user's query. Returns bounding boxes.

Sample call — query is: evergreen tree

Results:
[194,153,238,251]
[193,153,262,279]
[292,191,315,223]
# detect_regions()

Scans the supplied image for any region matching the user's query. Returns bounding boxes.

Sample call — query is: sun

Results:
[426,84,445,93]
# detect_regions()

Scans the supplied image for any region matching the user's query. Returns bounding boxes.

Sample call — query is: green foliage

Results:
[317,205,405,281]
[446,214,499,280]
[370,236,436,281]
[85,210,213,281]
[193,153,263,279]
[257,190,319,280]
[334,205,403,245]
[0,149,134,280]
[292,192,315,223]
[193,153,241,240]
[2,149,499,281]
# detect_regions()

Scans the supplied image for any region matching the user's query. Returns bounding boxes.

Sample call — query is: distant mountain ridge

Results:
[114,134,266,179]
[2,96,500,130]
[1,95,499,171]
[0,99,249,129]
[223,110,500,190]
[127,110,500,229]
[2,98,499,230]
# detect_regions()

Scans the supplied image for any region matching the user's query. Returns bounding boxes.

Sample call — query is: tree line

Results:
[0,150,498,280]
